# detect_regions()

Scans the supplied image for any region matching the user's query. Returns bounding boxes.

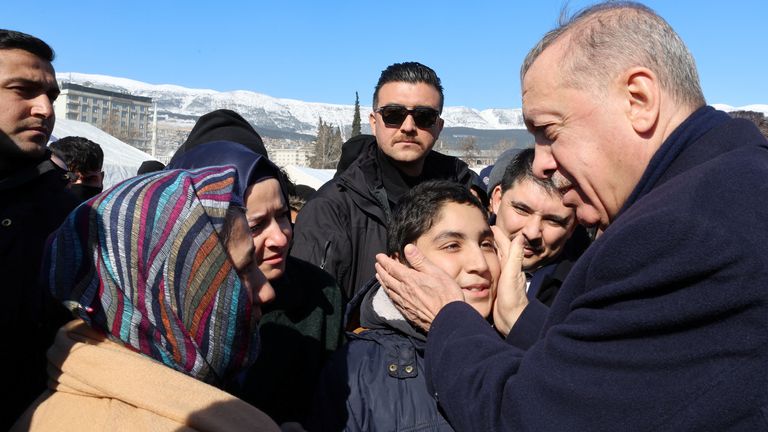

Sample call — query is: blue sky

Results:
[4,1,766,109]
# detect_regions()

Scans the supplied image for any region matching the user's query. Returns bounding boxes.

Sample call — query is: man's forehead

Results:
[507,178,546,193]
[378,81,441,103]
[506,179,564,206]
[522,40,569,99]
[0,48,56,77]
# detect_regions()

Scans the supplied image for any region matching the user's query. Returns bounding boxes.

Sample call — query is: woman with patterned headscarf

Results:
[12,167,279,432]
[167,126,345,426]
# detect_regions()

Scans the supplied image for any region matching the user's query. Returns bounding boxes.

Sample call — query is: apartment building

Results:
[265,141,313,167]
[54,82,154,152]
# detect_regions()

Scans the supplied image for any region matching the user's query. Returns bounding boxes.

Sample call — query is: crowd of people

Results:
[2,1,768,431]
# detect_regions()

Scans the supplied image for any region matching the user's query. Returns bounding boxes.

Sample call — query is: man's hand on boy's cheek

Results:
[376,244,463,332]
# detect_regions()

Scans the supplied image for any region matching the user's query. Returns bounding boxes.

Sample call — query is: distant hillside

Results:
[439,127,534,149]
[56,72,529,136]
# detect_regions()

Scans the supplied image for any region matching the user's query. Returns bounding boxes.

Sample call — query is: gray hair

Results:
[521,1,705,109]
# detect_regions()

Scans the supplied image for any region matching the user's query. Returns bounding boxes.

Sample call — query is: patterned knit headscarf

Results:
[43,166,259,385]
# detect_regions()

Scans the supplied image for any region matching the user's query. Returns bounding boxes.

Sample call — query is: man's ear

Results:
[623,67,660,135]
[490,185,503,214]
[369,112,378,136]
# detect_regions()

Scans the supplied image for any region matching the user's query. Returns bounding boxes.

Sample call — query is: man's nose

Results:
[532,145,556,179]
[30,93,54,119]
[400,113,417,132]
[522,217,543,242]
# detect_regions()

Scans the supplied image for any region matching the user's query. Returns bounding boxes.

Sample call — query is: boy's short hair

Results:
[387,180,486,258]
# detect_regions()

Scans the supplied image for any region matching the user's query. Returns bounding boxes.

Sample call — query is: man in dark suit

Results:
[375,3,768,430]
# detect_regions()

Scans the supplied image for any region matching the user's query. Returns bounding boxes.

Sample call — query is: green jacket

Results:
[233,255,345,426]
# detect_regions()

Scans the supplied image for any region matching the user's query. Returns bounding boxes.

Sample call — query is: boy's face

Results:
[413,202,499,318]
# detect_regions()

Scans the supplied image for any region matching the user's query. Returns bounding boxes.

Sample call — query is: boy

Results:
[310,180,499,431]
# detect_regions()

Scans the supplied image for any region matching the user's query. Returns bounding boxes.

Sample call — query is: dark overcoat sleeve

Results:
[425,152,768,431]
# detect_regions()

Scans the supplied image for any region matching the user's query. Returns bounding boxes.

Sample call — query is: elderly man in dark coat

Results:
[375,3,768,431]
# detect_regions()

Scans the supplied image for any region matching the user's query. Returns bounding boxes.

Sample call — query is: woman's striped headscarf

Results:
[43,166,259,385]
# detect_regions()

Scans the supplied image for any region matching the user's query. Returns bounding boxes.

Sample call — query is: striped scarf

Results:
[43,166,259,385]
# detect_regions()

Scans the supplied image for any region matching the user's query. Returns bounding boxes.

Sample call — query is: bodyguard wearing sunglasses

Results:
[291,62,473,305]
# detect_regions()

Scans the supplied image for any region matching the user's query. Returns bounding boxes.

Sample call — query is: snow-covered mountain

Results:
[56,73,767,139]
[56,72,527,135]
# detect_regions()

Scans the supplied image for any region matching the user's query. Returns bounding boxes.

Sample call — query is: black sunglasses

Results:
[375,105,440,129]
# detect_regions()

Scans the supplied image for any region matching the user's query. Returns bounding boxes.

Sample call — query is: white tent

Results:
[284,165,335,190]
[50,118,159,188]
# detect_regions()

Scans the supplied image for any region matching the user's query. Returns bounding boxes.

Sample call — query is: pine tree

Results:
[351,91,361,137]
[310,118,343,169]
[460,136,479,166]
[310,117,327,168]
[330,125,343,168]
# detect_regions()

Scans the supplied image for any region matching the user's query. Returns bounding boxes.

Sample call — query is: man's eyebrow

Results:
[2,77,60,98]
[3,77,45,87]
[523,117,535,131]
[508,199,533,212]
[545,213,571,225]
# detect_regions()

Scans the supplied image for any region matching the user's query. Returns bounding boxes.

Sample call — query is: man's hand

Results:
[375,244,464,332]
[491,226,529,336]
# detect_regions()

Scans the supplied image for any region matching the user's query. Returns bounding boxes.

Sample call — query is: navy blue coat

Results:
[310,281,455,431]
[425,107,768,431]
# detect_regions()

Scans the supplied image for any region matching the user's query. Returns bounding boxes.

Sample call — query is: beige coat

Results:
[12,320,279,432]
